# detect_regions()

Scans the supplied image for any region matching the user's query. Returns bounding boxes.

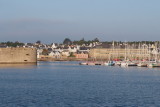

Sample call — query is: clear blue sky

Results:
[0,0,160,43]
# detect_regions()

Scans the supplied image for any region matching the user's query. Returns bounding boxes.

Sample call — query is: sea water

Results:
[0,61,160,107]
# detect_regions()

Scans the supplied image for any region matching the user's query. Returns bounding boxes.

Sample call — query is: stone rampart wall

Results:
[89,48,149,60]
[0,48,37,63]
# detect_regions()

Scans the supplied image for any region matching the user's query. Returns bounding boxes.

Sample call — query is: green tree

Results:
[69,52,75,57]
[36,40,41,44]
[93,38,99,42]
[1,41,24,47]
[42,49,48,55]
[63,38,72,45]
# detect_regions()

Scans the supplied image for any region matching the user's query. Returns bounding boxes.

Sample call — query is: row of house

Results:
[23,42,100,59]
[37,43,92,59]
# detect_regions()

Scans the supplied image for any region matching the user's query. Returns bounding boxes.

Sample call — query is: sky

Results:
[0,0,160,43]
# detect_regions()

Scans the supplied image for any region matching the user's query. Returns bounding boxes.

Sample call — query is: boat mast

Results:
[124,41,127,61]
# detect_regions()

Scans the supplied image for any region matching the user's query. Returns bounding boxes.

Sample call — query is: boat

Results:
[79,62,88,65]
[120,62,128,66]
[104,61,115,66]
[115,61,121,66]
[137,63,147,67]
[127,62,137,66]
[95,62,102,65]
[147,63,160,67]
[120,61,137,67]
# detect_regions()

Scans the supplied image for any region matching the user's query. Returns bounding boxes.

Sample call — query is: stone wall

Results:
[0,48,37,64]
[89,48,150,60]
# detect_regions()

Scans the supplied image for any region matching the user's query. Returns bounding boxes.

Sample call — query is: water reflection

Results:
[0,63,37,69]
[112,65,160,72]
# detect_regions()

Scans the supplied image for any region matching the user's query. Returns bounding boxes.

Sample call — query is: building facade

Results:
[75,52,89,59]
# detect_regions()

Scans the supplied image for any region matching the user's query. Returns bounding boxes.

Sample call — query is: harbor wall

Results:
[89,48,150,60]
[0,48,37,64]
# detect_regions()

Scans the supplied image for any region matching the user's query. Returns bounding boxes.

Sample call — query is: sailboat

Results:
[137,44,148,67]
[147,43,160,67]
[104,44,115,66]
[120,42,128,67]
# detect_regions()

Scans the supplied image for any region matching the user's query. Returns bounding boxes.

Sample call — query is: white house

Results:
[48,51,61,59]
[68,46,77,53]
[37,49,43,58]
[51,43,57,49]
[61,50,70,57]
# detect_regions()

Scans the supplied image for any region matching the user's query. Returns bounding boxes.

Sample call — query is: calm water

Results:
[0,61,160,107]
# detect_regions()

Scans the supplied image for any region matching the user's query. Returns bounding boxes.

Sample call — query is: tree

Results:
[1,41,24,47]
[42,49,48,55]
[69,52,75,57]
[81,38,85,42]
[36,40,41,44]
[63,38,72,45]
[93,38,99,42]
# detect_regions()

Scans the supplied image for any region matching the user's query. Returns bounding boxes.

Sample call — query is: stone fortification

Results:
[89,48,149,60]
[0,48,37,64]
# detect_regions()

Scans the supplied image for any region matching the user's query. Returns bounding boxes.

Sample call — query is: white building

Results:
[48,51,61,59]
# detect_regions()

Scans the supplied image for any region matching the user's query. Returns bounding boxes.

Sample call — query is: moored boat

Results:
[104,61,115,66]
[120,62,128,66]
[147,63,160,67]
[127,62,137,66]
[115,61,121,66]
[137,63,147,67]
[79,62,88,65]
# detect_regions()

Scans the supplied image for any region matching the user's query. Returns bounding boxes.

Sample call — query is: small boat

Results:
[120,62,128,66]
[137,63,147,67]
[104,61,115,66]
[115,61,121,66]
[148,63,160,67]
[95,63,102,65]
[79,62,88,65]
[121,61,137,67]
[127,62,137,66]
